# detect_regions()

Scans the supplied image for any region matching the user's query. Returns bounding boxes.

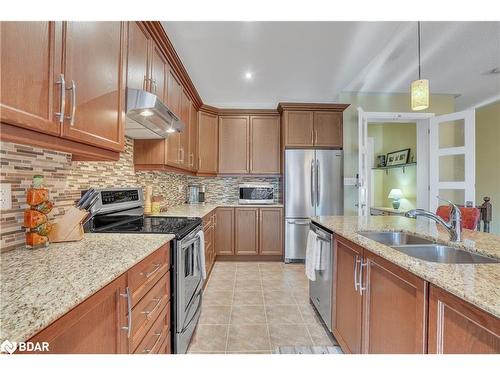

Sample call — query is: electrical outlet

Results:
[0,184,12,210]
[178,186,184,193]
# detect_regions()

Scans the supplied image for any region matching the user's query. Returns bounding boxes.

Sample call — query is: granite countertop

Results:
[311,215,500,318]
[0,233,174,343]
[149,202,284,218]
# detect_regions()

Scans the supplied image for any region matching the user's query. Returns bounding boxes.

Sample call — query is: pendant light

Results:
[411,21,429,111]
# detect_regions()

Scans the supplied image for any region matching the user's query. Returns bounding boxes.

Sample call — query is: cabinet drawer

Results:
[134,303,171,354]
[129,244,170,306]
[157,332,172,354]
[131,272,170,351]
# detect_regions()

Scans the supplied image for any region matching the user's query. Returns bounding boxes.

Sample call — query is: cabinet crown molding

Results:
[277,102,350,113]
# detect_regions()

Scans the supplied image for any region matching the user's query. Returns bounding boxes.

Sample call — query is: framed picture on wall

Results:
[386,148,410,166]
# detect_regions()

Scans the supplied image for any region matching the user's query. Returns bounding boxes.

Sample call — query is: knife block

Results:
[48,206,88,243]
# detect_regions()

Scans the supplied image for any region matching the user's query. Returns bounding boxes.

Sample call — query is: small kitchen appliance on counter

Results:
[239,183,274,204]
[187,184,206,204]
[84,187,203,354]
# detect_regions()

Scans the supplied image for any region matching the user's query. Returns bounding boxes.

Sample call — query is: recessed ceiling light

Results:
[244,72,253,80]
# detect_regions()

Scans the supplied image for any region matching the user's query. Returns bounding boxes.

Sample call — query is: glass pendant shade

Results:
[411,79,429,111]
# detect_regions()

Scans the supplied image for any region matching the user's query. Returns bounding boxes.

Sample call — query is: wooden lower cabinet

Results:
[28,274,128,354]
[202,210,216,281]
[333,237,363,354]
[235,208,259,255]
[428,285,500,354]
[259,208,283,255]
[215,208,235,255]
[362,250,427,353]
[26,244,172,354]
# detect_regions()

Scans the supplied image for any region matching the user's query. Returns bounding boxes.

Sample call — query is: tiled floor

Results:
[187,261,342,354]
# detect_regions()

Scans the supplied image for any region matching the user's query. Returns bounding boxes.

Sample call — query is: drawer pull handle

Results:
[141,297,162,320]
[141,263,162,278]
[142,332,162,353]
[120,287,132,338]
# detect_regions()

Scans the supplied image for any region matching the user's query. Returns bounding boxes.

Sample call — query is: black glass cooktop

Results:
[87,215,202,240]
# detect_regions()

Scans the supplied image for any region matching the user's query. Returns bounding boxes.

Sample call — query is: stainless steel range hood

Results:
[125,88,185,139]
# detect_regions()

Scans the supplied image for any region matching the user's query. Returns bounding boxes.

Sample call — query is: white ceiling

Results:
[162,21,500,110]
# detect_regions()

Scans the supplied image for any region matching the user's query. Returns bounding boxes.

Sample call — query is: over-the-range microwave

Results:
[239,183,274,205]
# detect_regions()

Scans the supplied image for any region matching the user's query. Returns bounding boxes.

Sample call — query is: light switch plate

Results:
[0,183,12,210]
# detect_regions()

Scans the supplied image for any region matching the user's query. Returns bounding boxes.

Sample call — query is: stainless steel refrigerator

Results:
[284,149,343,262]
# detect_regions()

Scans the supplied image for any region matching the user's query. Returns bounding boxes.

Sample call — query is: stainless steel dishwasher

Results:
[308,222,334,331]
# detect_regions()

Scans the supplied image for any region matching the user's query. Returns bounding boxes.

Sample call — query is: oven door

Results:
[175,228,203,353]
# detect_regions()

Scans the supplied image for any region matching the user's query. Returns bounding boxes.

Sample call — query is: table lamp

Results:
[388,189,403,209]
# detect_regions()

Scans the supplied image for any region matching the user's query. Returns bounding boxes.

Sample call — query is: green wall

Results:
[368,122,417,210]
[476,101,500,234]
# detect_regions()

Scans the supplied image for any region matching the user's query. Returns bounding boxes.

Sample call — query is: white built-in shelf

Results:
[372,162,416,174]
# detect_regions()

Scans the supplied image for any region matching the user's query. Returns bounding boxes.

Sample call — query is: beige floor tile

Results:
[258,263,283,271]
[260,271,285,281]
[227,324,271,352]
[227,351,272,354]
[292,289,311,304]
[213,261,238,269]
[263,289,296,305]
[233,289,264,305]
[236,263,260,271]
[268,324,313,347]
[261,278,291,291]
[188,324,228,352]
[199,305,231,324]
[203,290,234,306]
[236,271,261,281]
[298,304,323,325]
[209,271,236,281]
[235,278,262,291]
[230,305,267,324]
[187,350,226,354]
[206,278,235,291]
[306,324,337,346]
[265,304,303,324]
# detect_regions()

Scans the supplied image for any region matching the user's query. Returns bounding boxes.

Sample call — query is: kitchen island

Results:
[311,215,499,354]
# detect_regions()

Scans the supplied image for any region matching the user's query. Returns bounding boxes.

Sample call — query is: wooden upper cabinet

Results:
[250,116,280,174]
[259,208,283,255]
[166,68,181,117]
[235,208,259,255]
[314,111,342,148]
[283,111,314,147]
[428,285,500,354]
[150,45,167,103]
[215,208,234,255]
[28,274,128,354]
[333,237,363,354]
[198,111,218,174]
[61,22,126,152]
[188,103,198,170]
[179,89,191,167]
[0,21,61,136]
[127,22,150,92]
[362,250,427,354]
[218,115,249,174]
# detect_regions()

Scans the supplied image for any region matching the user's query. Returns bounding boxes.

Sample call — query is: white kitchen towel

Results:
[196,230,207,280]
[305,230,319,281]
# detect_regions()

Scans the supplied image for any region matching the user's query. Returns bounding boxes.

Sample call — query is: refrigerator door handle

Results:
[316,158,320,207]
[310,159,315,207]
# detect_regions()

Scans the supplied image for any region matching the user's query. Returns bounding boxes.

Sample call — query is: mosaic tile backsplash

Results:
[0,137,280,251]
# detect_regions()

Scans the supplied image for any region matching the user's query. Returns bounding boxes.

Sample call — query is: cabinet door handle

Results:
[141,263,161,279]
[120,287,132,338]
[359,260,368,295]
[141,296,163,320]
[314,128,318,144]
[152,79,157,93]
[65,80,76,126]
[354,256,360,291]
[55,74,65,124]
[198,157,202,170]
[142,332,162,354]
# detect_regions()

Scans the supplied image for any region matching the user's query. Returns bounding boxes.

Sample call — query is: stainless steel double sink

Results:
[357,231,499,264]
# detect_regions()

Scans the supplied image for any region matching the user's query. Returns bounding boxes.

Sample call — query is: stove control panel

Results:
[101,189,140,205]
